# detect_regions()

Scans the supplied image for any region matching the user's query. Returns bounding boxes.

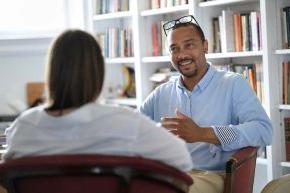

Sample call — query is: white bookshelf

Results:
[199,0,258,7]
[92,11,132,20]
[275,49,290,55]
[141,4,190,16]
[85,1,288,192]
[142,56,170,63]
[206,51,263,59]
[280,162,290,168]
[257,157,268,165]
[279,105,290,111]
[105,57,135,64]
[275,0,290,181]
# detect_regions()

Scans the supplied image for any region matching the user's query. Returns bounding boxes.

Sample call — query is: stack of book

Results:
[212,10,262,53]
[94,0,130,14]
[150,0,188,9]
[97,28,133,58]
[151,21,168,56]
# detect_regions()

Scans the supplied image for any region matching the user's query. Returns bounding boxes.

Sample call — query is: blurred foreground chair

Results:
[224,146,258,193]
[0,154,193,193]
[261,174,290,193]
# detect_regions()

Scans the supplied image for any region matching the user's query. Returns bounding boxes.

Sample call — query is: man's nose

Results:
[176,50,187,59]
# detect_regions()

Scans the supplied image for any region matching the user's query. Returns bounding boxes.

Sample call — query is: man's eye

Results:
[185,43,195,49]
[170,47,178,52]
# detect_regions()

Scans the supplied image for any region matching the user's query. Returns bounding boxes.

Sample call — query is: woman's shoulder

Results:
[16,105,45,121]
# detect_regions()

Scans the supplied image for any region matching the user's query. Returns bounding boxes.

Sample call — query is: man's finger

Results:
[168,129,179,135]
[161,117,180,122]
[175,110,188,119]
[161,123,179,129]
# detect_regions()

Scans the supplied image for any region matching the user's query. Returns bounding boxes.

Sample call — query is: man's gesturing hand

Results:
[161,109,220,144]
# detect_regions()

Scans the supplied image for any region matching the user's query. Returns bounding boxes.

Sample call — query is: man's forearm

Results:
[198,127,221,145]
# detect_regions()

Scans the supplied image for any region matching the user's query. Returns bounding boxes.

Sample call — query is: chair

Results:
[261,174,290,193]
[0,154,193,193]
[224,146,258,193]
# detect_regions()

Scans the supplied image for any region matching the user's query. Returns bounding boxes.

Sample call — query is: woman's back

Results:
[4,102,193,172]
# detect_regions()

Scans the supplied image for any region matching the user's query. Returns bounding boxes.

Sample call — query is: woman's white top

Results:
[3,102,193,172]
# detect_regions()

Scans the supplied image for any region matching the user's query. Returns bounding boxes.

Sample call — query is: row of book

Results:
[284,117,290,161]
[212,10,262,53]
[96,28,134,58]
[152,22,167,56]
[151,0,188,9]
[281,6,290,49]
[282,61,290,104]
[215,63,264,103]
[94,0,130,14]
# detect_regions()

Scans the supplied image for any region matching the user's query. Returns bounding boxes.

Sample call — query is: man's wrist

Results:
[200,126,221,144]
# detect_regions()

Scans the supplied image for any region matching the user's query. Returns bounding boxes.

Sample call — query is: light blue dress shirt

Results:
[140,64,272,171]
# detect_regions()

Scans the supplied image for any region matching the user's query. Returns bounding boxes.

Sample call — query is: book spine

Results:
[282,9,288,49]
[234,13,242,52]
[250,11,259,51]
[284,117,290,161]
[284,7,290,48]
[222,10,235,52]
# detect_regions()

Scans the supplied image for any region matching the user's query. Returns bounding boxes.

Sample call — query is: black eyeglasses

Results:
[163,15,200,36]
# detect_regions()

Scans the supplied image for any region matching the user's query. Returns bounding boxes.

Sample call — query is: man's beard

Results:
[178,67,198,78]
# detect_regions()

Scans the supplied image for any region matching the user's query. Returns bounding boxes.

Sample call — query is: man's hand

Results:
[161,109,220,144]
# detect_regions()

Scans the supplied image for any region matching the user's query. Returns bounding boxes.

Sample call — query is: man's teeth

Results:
[179,60,192,66]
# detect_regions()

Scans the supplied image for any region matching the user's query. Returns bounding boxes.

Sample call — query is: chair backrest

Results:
[261,174,290,193]
[224,146,258,193]
[0,154,193,193]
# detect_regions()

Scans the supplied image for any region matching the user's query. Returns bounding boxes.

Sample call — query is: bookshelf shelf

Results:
[279,105,290,110]
[275,49,290,55]
[140,4,190,16]
[142,56,170,63]
[257,157,268,165]
[0,32,56,40]
[199,0,258,7]
[92,11,132,21]
[206,51,263,59]
[280,161,290,167]
[104,98,137,107]
[105,57,135,64]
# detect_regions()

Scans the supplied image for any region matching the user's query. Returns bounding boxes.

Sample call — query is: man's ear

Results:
[203,39,208,54]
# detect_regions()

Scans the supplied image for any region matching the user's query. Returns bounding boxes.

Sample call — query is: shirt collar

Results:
[177,63,216,92]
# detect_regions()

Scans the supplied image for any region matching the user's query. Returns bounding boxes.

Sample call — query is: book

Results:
[250,11,259,51]
[283,61,288,104]
[160,20,168,56]
[152,23,160,56]
[284,7,290,48]
[281,8,288,49]
[284,117,290,161]
[234,13,242,52]
[220,10,235,52]
[212,17,221,53]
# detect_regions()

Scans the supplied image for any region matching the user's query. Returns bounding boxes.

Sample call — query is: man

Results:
[140,15,272,193]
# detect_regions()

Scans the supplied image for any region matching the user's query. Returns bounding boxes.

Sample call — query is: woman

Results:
[3,29,192,172]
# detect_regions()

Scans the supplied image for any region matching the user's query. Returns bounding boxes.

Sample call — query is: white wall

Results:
[0,0,87,115]
[0,39,50,115]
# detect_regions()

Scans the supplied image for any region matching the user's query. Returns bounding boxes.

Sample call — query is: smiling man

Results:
[139,15,272,193]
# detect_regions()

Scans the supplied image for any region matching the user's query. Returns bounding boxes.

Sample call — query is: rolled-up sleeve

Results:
[212,76,273,151]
